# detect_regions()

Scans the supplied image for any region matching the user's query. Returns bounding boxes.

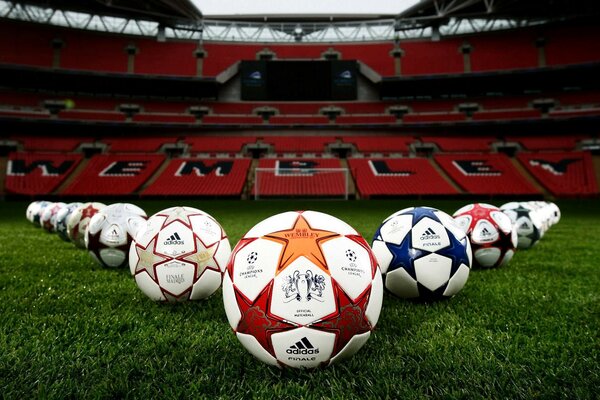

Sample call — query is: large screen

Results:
[241,60,357,101]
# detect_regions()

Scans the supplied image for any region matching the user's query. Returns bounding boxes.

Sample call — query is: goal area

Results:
[254,168,350,200]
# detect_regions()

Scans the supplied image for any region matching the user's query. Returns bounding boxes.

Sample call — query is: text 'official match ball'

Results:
[371,206,472,300]
[453,203,517,268]
[222,211,383,369]
[129,206,231,302]
[85,203,147,268]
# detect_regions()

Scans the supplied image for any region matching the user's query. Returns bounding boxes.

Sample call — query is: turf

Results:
[0,199,598,399]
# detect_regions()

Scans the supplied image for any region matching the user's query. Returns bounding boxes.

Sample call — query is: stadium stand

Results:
[507,136,582,151]
[62,154,165,196]
[434,153,540,195]
[420,136,496,152]
[143,158,251,196]
[349,158,458,197]
[103,137,178,153]
[253,158,347,197]
[343,136,413,153]
[58,109,127,122]
[185,136,256,153]
[518,151,598,196]
[262,136,336,153]
[5,152,82,195]
[19,137,92,152]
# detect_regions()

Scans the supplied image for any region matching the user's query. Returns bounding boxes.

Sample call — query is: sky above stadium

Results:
[192,0,420,18]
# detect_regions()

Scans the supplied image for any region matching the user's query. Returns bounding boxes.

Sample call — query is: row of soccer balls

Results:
[25,200,559,368]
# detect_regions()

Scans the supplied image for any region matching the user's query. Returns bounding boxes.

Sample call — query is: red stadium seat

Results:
[62,154,165,196]
[349,158,458,197]
[262,136,336,153]
[143,158,251,196]
[343,136,413,153]
[434,153,540,195]
[5,152,82,195]
[517,151,598,196]
[185,136,257,153]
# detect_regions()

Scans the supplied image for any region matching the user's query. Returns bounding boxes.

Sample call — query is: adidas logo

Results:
[421,227,440,240]
[286,337,319,355]
[481,227,492,236]
[164,232,184,245]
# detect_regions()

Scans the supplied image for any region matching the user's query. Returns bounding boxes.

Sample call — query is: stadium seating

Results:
[402,112,466,123]
[343,136,414,153]
[434,153,540,195]
[19,137,92,152]
[518,151,598,196]
[143,158,251,196]
[5,152,82,195]
[253,158,346,197]
[349,158,458,197]
[62,154,165,195]
[472,109,541,121]
[58,109,127,122]
[185,136,256,153]
[262,136,336,153]
[103,137,178,153]
[420,136,496,152]
[507,136,581,151]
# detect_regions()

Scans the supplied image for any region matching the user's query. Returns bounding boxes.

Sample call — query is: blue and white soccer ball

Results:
[55,202,83,242]
[27,200,51,227]
[371,207,472,300]
[500,202,542,249]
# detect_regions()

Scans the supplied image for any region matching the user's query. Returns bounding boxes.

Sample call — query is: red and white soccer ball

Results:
[67,202,106,248]
[85,203,147,268]
[40,202,66,233]
[453,203,517,268]
[129,206,231,302]
[222,210,383,369]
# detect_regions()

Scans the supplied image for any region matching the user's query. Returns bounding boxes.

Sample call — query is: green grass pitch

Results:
[1,199,598,399]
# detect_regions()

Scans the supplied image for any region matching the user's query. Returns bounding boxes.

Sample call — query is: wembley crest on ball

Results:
[222,210,383,369]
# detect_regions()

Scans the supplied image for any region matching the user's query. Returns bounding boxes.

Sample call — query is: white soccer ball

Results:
[55,202,83,242]
[67,202,106,248]
[40,202,66,232]
[223,210,383,369]
[26,201,46,225]
[85,203,147,268]
[453,203,517,268]
[129,206,231,302]
[371,206,472,300]
[500,202,542,249]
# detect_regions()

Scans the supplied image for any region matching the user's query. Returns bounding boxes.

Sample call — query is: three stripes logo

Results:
[164,232,184,245]
[286,337,319,355]
[421,227,440,240]
[481,227,492,237]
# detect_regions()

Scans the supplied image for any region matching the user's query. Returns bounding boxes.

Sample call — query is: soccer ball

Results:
[55,202,83,242]
[26,201,49,225]
[40,202,66,232]
[129,206,230,302]
[500,202,542,249]
[67,202,106,248]
[548,202,561,226]
[453,203,517,268]
[222,210,383,369]
[371,206,472,300]
[86,203,147,268]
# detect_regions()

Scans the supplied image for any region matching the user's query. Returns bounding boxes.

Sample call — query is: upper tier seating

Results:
[343,136,414,153]
[2,20,600,77]
[518,151,598,196]
[5,152,82,195]
[103,137,178,153]
[143,158,251,196]
[185,136,257,153]
[262,136,336,153]
[62,154,165,195]
[420,136,496,152]
[349,158,458,197]
[507,136,581,151]
[18,137,92,152]
[253,158,346,197]
[434,153,540,195]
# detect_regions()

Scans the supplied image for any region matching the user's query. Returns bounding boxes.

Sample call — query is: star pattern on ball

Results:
[384,234,424,280]
[436,230,471,275]
[158,207,201,229]
[402,207,440,226]
[263,215,340,274]
[134,237,168,281]
[80,204,100,220]
[181,236,219,281]
[235,282,295,357]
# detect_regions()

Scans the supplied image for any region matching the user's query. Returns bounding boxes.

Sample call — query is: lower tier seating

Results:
[343,136,414,153]
[434,153,540,195]
[421,136,496,152]
[62,154,165,195]
[143,158,251,196]
[253,158,346,197]
[5,152,82,195]
[518,151,598,196]
[349,158,458,197]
